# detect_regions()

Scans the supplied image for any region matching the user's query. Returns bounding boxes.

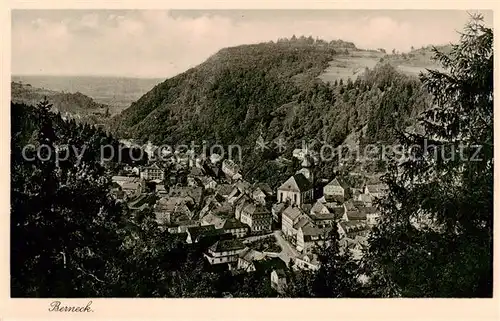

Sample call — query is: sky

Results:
[11,9,493,78]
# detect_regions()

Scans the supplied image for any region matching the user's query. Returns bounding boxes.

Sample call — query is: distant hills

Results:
[11,81,111,125]
[11,76,164,109]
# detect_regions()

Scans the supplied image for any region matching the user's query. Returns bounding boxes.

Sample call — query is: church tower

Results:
[296,154,314,183]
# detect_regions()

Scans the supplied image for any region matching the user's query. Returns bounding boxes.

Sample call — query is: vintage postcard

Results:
[1,1,498,320]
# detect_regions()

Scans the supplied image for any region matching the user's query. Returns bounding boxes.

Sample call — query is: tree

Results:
[11,102,126,297]
[285,227,361,298]
[310,228,361,297]
[363,14,493,297]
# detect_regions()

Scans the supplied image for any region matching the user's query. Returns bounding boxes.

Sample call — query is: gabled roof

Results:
[209,239,245,253]
[236,180,252,192]
[188,224,215,236]
[325,177,348,189]
[234,194,251,207]
[358,206,379,215]
[365,184,388,194]
[252,187,266,197]
[241,202,270,217]
[222,159,240,173]
[155,184,167,192]
[309,211,336,221]
[254,257,287,272]
[199,176,216,185]
[351,200,366,208]
[282,206,302,221]
[272,203,286,213]
[301,225,332,236]
[293,173,313,191]
[310,201,329,214]
[122,181,141,190]
[301,203,313,213]
[296,253,320,265]
[238,247,266,262]
[331,207,345,219]
[145,162,163,170]
[293,217,312,230]
[201,213,226,229]
[278,173,312,192]
[187,225,224,242]
[255,183,273,195]
[216,184,234,196]
[112,175,139,183]
[211,202,234,217]
[346,210,367,221]
[223,218,248,230]
[339,221,369,234]
[189,167,204,177]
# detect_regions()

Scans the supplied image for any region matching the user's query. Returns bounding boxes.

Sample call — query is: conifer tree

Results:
[363,14,493,297]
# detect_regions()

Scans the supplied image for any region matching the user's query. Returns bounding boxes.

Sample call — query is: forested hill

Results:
[11,81,112,125]
[109,38,441,185]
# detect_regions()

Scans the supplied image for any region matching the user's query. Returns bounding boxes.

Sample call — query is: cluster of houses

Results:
[270,155,387,272]
[110,144,387,294]
[111,150,276,262]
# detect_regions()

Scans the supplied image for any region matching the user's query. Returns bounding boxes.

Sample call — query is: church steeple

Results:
[297,154,314,183]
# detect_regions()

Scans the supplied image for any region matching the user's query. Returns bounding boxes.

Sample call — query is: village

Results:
[110,142,388,293]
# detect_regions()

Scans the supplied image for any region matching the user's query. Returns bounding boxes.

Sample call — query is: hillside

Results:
[110,38,444,187]
[11,75,164,113]
[11,81,111,124]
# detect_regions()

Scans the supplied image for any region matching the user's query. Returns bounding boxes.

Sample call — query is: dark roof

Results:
[301,225,332,240]
[293,217,311,230]
[351,200,366,208]
[209,239,245,252]
[293,173,313,191]
[242,203,271,217]
[272,203,286,213]
[358,206,378,214]
[187,224,216,237]
[278,173,312,192]
[301,203,313,213]
[326,177,349,189]
[223,218,248,230]
[331,207,345,219]
[217,184,234,196]
[340,221,369,234]
[254,257,287,273]
[346,210,367,221]
[238,247,266,261]
[309,212,336,221]
[189,167,204,177]
[255,183,273,195]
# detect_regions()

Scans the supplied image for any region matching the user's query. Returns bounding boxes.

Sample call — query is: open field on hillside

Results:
[318,48,448,83]
[318,51,382,83]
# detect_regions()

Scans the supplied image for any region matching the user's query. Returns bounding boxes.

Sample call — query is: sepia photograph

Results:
[8,8,493,301]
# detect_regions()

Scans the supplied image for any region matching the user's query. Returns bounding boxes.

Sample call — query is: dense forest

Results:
[11,15,493,298]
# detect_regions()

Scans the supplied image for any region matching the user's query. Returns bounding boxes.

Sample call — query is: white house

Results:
[277,173,313,207]
[204,239,245,266]
[323,178,349,203]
